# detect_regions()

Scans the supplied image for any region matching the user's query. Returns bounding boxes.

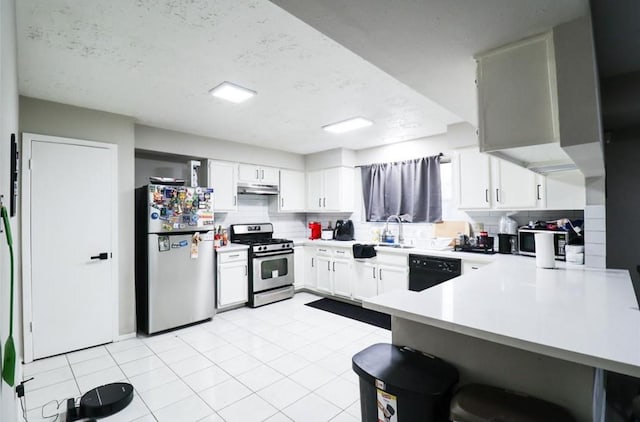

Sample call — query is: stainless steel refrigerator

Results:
[135,184,215,334]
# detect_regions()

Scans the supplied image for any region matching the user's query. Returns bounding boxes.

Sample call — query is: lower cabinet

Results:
[377,264,409,294]
[310,246,354,297]
[293,246,305,290]
[217,250,248,309]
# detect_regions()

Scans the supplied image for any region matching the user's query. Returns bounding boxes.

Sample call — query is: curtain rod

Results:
[355,153,451,167]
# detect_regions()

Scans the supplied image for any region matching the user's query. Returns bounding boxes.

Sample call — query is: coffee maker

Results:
[333,220,354,241]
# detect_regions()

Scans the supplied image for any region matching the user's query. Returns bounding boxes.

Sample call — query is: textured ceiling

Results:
[16,0,461,154]
[16,0,588,155]
[270,0,589,126]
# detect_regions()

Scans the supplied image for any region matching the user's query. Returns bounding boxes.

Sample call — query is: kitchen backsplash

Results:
[214,194,308,239]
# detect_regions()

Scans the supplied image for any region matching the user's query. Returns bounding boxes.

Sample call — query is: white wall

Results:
[19,97,137,336]
[1,0,20,419]
[135,125,305,171]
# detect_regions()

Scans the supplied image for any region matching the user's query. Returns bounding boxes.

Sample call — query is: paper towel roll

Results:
[535,233,556,268]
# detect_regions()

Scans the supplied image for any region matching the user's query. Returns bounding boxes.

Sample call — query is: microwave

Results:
[518,228,576,261]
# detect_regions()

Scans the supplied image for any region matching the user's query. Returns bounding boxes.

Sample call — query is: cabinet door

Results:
[315,255,333,293]
[208,160,237,212]
[305,251,317,289]
[306,170,324,211]
[260,167,280,185]
[353,262,378,300]
[238,164,260,183]
[543,170,585,210]
[477,33,558,152]
[293,246,305,289]
[279,170,306,212]
[218,261,248,307]
[377,265,408,294]
[457,150,491,209]
[332,259,353,298]
[322,168,341,211]
[493,159,538,209]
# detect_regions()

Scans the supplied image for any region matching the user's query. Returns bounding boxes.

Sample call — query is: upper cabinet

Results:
[278,169,306,212]
[475,17,604,177]
[456,148,583,211]
[238,164,279,185]
[306,167,354,212]
[477,33,558,153]
[208,160,238,212]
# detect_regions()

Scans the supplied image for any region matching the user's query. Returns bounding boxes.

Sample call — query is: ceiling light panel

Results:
[209,81,256,103]
[322,117,373,134]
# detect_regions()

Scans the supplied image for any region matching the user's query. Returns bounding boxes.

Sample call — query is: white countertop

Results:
[364,254,640,377]
[215,243,249,253]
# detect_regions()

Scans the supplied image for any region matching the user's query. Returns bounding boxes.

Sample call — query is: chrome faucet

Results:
[385,215,404,245]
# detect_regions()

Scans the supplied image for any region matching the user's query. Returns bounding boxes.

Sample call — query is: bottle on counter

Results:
[222,229,228,246]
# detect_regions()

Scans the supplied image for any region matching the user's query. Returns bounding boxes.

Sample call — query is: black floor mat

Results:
[305,298,391,330]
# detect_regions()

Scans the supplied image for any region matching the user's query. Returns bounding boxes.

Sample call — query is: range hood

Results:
[237,182,279,195]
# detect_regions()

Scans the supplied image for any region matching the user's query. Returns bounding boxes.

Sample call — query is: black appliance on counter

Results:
[497,234,518,254]
[408,254,462,291]
[230,223,294,307]
[334,219,354,241]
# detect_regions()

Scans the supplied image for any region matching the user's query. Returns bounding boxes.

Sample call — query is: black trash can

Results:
[352,343,459,422]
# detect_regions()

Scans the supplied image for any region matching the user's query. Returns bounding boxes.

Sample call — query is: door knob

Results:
[90,252,109,260]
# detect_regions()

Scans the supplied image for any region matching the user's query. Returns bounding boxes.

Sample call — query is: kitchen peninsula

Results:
[363,255,640,422]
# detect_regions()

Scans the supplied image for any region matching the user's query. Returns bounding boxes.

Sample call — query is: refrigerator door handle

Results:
[90,252,109,260]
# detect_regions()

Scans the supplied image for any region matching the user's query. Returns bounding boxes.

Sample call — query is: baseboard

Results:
[116,332,137,342]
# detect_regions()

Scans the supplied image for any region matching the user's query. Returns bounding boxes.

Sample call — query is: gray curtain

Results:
[361,155,442,223]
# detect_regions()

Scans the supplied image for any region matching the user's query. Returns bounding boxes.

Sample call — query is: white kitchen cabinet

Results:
[304,249,318,290]
[216,250,248,309]
[293,246,305,290]
[238,164,279,185]
[457,149,492,209]
[492,158,538,209]
[353,261,378,300]
[477,33,558,153]
[312,246,354,297]
[539,170,585,210]
[306,167,354,212]
[377,264,409,294]
[208,160,238,212]
[278,169,306,212]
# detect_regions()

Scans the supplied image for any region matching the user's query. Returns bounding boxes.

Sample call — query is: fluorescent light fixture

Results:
[322,117,373,134]
[209,81,256,103]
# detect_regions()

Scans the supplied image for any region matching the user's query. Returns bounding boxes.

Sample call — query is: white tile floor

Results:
[22,293,389,421]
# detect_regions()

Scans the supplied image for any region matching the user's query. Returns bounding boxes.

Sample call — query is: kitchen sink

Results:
[377,243,415,249]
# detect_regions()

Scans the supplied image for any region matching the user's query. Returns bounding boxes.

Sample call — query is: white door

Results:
[493,159,537,209]
[279,170,306,212]
[217,262,248,307]
[332,259,353,298]
[208,160,237,211]
[315,255,332,293]
[305,252,317,289]
[23,134,117,361]
[238,164,260,183]
[322,168,341,211]
[457,150,492,209]
[378,265,408,294]
[306,170,323,211]
[260,167,280,185]
[353,262,378,300]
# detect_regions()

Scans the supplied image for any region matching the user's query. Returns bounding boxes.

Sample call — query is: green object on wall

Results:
[1,205,16,386]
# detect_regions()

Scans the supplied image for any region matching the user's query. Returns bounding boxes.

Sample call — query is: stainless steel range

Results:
[230,223,294,307]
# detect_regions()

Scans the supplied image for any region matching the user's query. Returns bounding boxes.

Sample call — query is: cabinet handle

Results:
[333,262,336,272]
[261,169,265,179]
[373,267,376,279]
[245,265,248,276]
[318,198,322,207]
[379,269,383,280]
[229,254,239,258]
[256,169,259,179]
[537,184,541,200]
[485,189,489,203]
[311,257,314,267]
[323,197,326,207]
[233,195,237,206]
[336,250,344,254]
[281,198,284,208]
[495,188,500,203]
[319,248,327,252]
[327,261,331,271]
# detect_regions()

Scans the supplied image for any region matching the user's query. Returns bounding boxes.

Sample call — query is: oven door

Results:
[252,250,294,292]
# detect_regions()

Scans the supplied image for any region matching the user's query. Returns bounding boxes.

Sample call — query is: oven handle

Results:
[252,250,294,258]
